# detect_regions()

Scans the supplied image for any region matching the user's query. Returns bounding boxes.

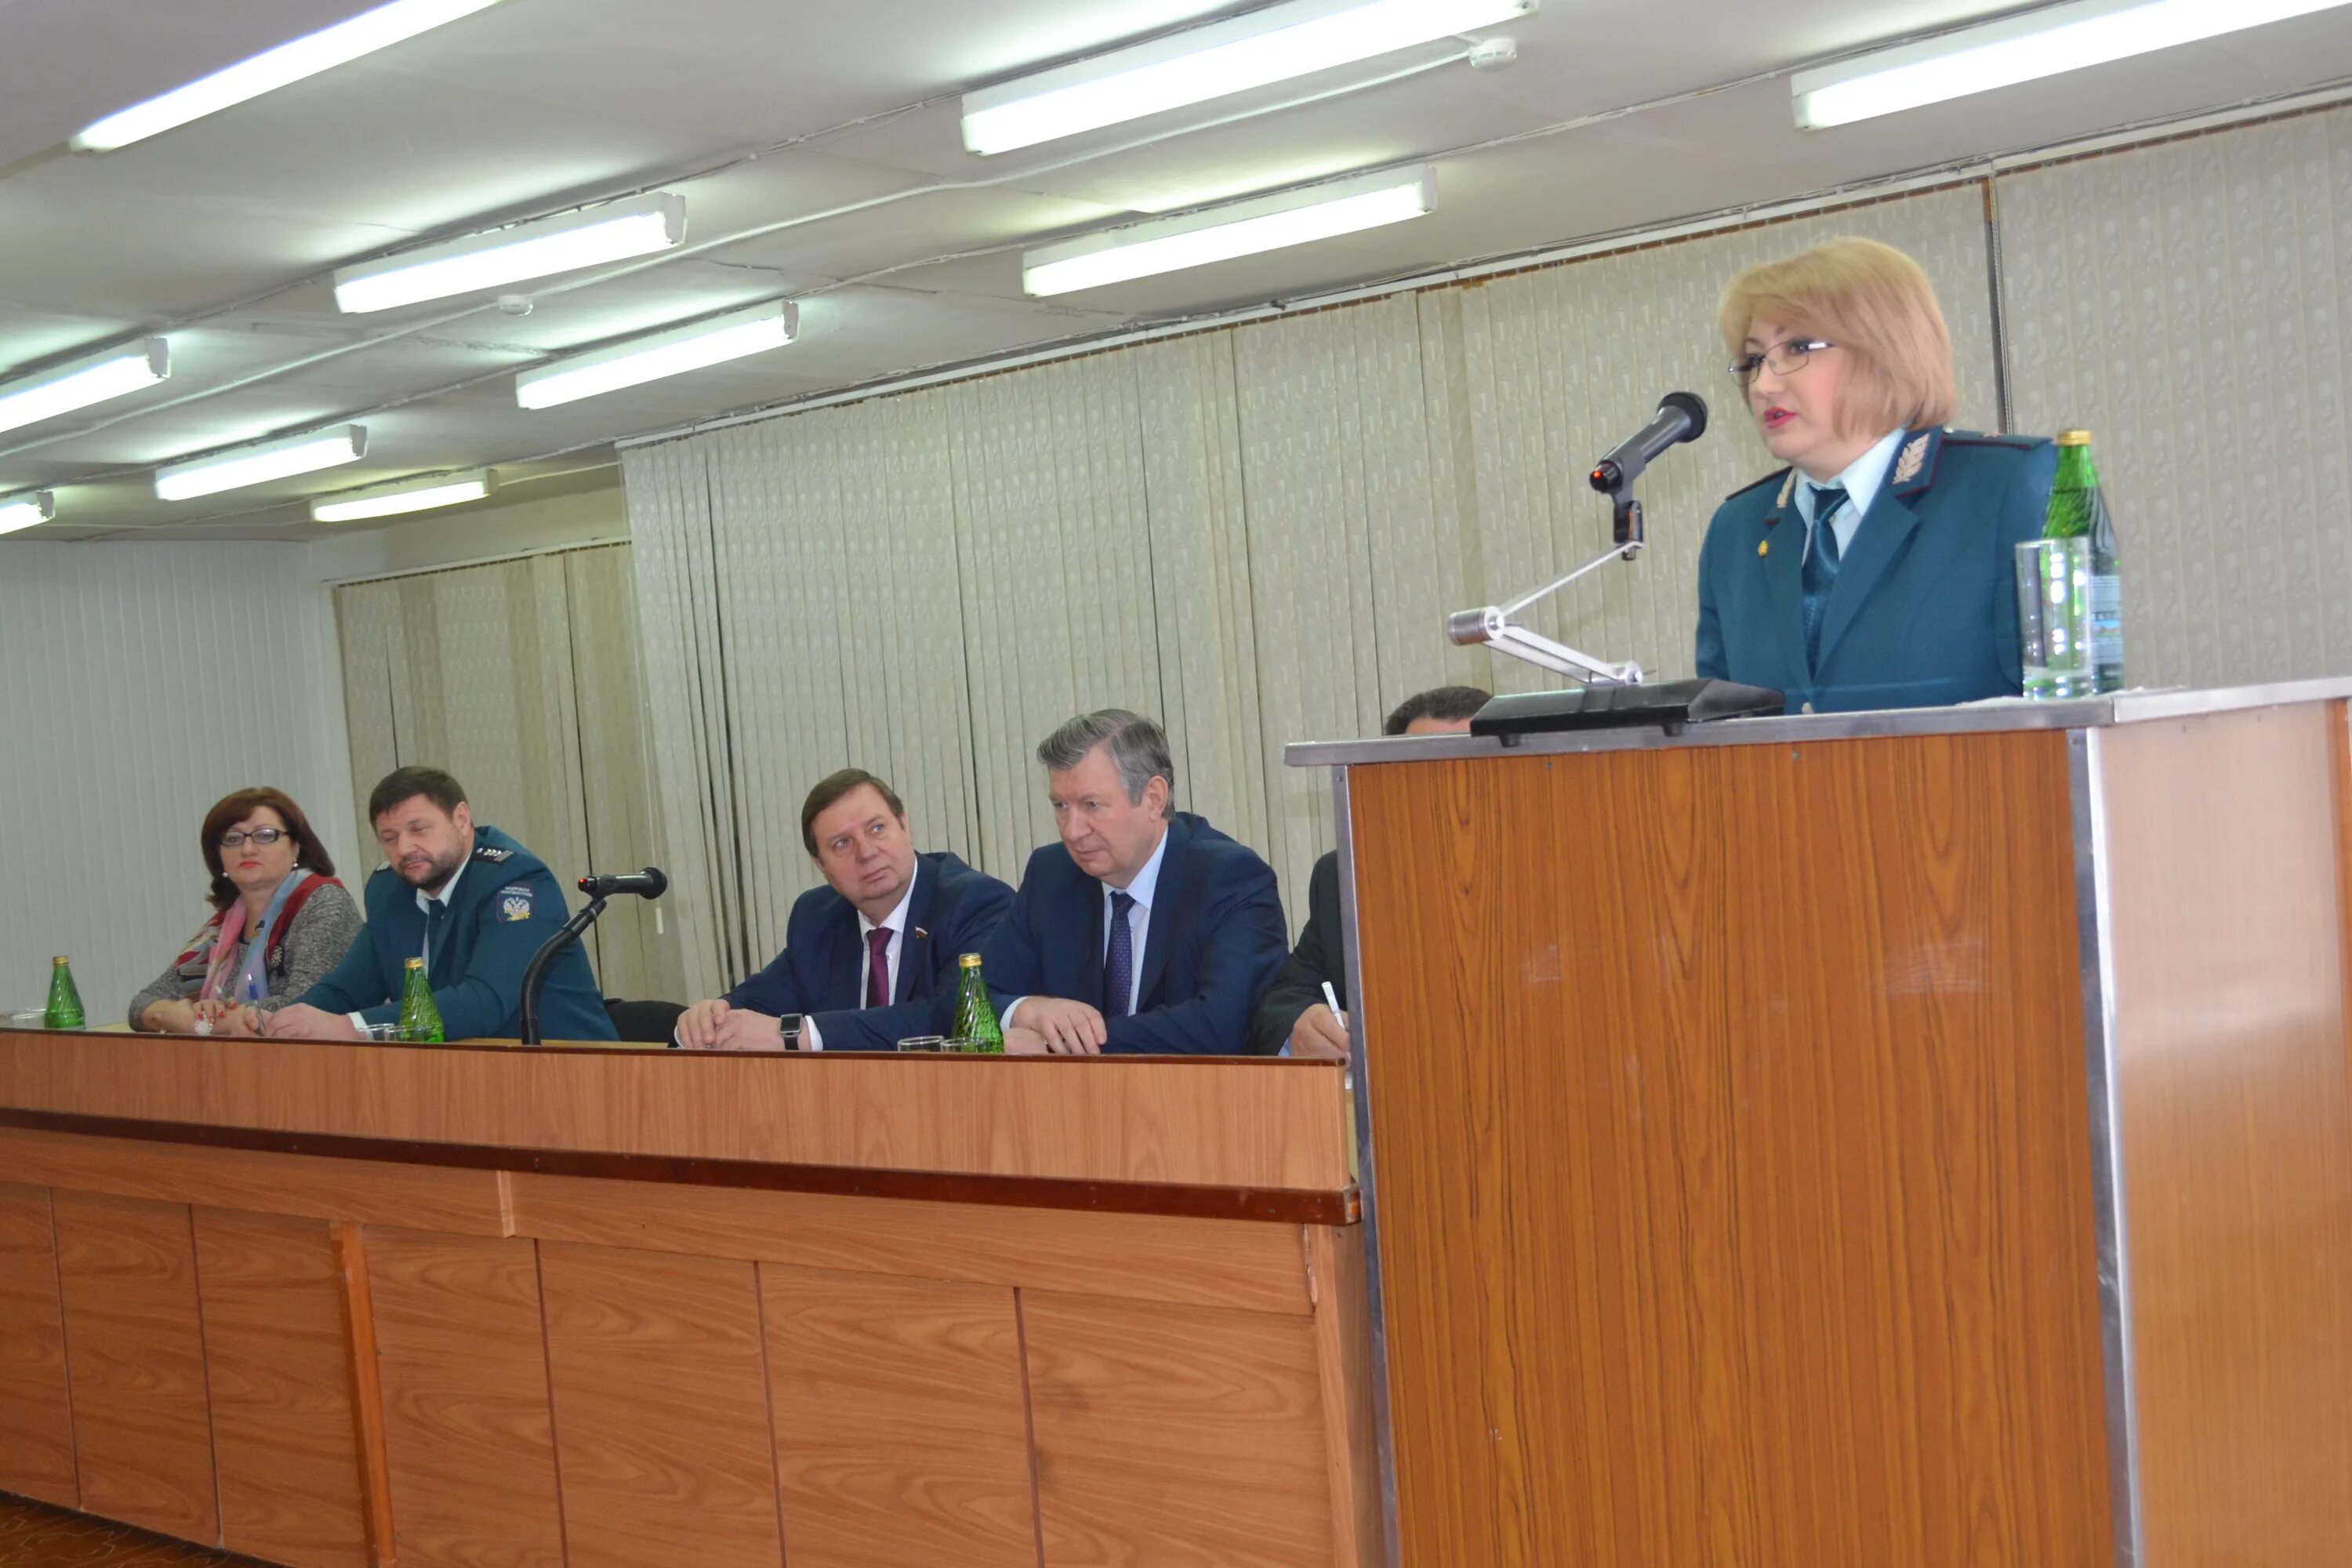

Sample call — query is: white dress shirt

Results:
[351,855,467,1032]
[1798,426,1907,563]
[800,878,914,1051]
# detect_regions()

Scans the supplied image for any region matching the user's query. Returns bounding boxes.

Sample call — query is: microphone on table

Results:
[1588,390,1708,495]
[578,867,668,899]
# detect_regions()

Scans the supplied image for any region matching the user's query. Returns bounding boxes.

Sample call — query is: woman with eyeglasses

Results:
[1696,236,2057,713]
[129,787,362,1034]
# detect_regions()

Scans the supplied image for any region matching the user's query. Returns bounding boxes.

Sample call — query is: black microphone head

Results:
[1660,390,1708,440]
[641,866,669,898]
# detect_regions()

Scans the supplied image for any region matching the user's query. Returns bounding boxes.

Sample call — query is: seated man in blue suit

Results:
[977,709,1287,1056]
[676,769,1011,1051]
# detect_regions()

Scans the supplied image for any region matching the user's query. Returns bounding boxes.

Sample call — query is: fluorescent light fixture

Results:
[72,0,504,153]
[1794,0,2352,129]
[0,492,56,537]
[0,339,169,436]
[156,425,367,501]
[1023,167,1434,296]
[334,194,687,314]
[515,301,798,409]
[310,470,492,523]
[963,0,1537,154]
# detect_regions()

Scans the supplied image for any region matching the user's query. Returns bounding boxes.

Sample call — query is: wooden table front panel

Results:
[1348,732,2114,1568]
[192,1209,371,1568]
[0,1182,76,1508]
[50,1191,221,1546]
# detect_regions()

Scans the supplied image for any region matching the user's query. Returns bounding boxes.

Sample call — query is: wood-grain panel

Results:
[0,1040,1348,1192]
[51,1192,220,1545]
[759,1265,1038,1568]
[537,1242,784,1568]
[0,1127,505,1236]
[1348,733,2113,1567]
[2098,704,2352,1563]
[1023,1292,1331,1568]
[1306,1227,1381,1568]
[511,1171,1313,1315]
[331,1223,396,1568]
[365,1229,565,1568]
[0,1182,78,1508]
[193,1210,368,1568]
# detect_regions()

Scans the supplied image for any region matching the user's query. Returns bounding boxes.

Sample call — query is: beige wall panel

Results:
[1023,1292,1331,1568]
[2001,107,2352,687]
[193,1209,368,1568]
[51,1192,220,1545]
[538,1242,786,1568]
[0,1182,78,1508]
[365,1229,566,1568]
[760,1264,1039,1568]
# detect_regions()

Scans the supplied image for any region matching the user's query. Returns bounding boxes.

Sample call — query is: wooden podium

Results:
[1291,681,2352,1568]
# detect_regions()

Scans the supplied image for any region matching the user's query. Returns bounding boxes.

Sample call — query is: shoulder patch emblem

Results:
[499,884,534,922]
[473,844,514,863]
[1892,432,1929,486]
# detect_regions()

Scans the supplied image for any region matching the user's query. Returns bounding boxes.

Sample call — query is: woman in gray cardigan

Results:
[129,786,363,1033]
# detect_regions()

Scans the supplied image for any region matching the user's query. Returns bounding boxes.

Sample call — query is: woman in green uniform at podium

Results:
[1694,237,2056,713]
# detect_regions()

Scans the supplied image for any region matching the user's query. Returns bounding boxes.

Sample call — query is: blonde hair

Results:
[1718,237,1957,436]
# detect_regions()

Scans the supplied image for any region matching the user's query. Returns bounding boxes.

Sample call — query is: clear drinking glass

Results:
[2016,537,2093,699]
[895,1034,947,1053]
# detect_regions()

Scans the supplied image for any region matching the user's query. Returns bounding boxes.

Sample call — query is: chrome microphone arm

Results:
[1446,539,1646,687]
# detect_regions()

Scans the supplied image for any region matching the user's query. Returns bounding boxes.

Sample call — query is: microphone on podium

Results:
[579,867,668,899]
[1588,391,1708,495]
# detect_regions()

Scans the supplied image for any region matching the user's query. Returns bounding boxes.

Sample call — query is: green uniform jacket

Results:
[296,824,617,1042]
[1695,426,2057,713]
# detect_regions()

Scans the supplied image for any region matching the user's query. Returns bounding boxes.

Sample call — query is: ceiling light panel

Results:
[1793,0,2352,129]
[334,194,687,314]
[963,0,1537,155]
[1023,167,1435,296]
[155,425,368,501]
[0,339,169,437]
[515,301,798,409]
[310,470,492,522]
[0,492,56,537]
[72,0,506,153]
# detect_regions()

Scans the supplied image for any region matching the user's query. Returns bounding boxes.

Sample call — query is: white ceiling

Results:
[3,0,2350,540]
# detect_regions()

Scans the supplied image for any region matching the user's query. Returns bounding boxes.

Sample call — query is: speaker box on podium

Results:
[1291,683,2352,1568]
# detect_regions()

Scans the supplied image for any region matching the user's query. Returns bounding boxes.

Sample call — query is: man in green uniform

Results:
[267,766,617,1043]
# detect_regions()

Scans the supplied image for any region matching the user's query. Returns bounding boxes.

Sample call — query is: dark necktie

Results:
[1802,483,1848,671]
[864,927,891,1008]
[424,901,448,978]
[1104,891,1135,1020]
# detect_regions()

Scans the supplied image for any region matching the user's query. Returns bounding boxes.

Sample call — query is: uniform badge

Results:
[1892,432,1929,485]
[1758,539,1769,557]
[499,884,534,922]
[474,844,514,863]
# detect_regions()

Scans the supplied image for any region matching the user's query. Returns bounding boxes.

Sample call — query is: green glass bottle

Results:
[2042,430,2124,693]
[42,956,85,1031]
[397,956,445,1044]
[952,953,1004,1054]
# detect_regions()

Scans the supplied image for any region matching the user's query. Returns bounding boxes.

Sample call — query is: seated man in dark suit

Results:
[977,710,1286,1056]
[1249,684,1488,1059]
[676,768,1011,1051]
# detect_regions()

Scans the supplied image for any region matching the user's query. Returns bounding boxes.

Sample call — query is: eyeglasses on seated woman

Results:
[128,787,364,1035]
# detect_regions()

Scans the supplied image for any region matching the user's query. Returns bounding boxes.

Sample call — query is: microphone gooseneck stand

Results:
[519,895,609,1047]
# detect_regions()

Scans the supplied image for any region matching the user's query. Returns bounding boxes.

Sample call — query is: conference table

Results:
[7,677,2352,1568]
[0,1037,1374,1568]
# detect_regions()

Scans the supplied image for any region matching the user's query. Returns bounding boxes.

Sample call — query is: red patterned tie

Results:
[865,928,891,1008]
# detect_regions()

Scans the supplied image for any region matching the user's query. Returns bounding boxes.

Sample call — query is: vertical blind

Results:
[332,544,679,1004]
[626,107,2352,1001]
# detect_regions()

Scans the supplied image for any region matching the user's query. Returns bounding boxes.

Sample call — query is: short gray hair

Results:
[1036,709,1175,816]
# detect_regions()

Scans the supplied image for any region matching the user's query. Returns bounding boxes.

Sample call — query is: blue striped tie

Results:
[1801,484,1848,671]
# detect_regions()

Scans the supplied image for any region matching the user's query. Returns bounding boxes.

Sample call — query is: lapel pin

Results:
[1758,539,1769,557]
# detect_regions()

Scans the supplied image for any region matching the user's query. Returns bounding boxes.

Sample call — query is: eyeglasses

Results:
[218,827,289,849]
[1730,338,1835,386]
